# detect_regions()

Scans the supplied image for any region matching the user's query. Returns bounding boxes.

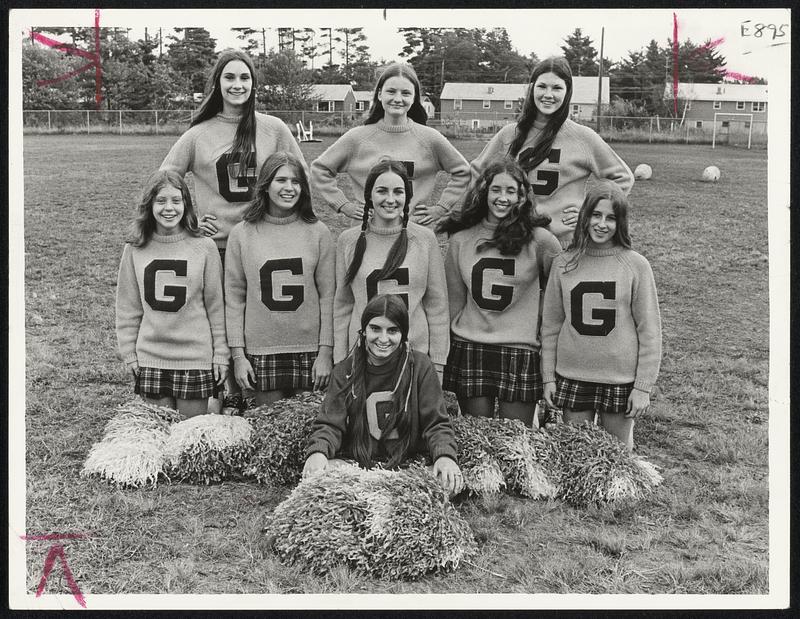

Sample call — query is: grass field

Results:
[20,134,770,598]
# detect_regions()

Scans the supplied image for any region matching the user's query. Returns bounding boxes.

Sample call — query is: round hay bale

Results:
[164,414,254,484]
[701,165,721,182]
[633,163,652,180]
[266,464,476,580]
[243,391,324,485]
[81,400,182,487]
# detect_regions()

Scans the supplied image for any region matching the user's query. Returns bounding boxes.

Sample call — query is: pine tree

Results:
[560,28,599,76]
[167,27,217,96]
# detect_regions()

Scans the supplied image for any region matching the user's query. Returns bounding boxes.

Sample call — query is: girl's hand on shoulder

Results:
[542,382,556,408]
[213,363,228,385]
[233,356,255,391]
[198,214,218,237]
[413,204,447,226]
[625,388,650,418]
[302,452,328,479]
[312,346,333,391]
[433,456,463,495]
[127,360,140,378]
[561,206,579,228]
[339,203,364,220]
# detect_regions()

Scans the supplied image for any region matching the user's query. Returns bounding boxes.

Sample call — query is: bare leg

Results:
[498,400,536,427]
[176,398,210,419]
[599,412,635,452]
[145,395,176,410]
[255,390,287,408]
[457,395,495,418]
[563,408,595,426]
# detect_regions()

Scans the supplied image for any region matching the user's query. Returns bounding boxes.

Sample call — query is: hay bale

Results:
[543,422,663,507]
[81,400,182,488]
[243,391,323,485]
[164,414,254,485]
[266,464,476,580]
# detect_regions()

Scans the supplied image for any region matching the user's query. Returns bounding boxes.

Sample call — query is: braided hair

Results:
[341,294,415,469]
[344,159,413,285]
[508,57,573,174]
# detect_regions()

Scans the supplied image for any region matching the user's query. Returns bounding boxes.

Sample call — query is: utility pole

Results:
[596,26,604,134]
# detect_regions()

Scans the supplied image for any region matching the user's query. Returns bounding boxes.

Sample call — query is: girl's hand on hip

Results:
[127,360,140,377]
[213,363,228,385]
[542,382,556,408]
[198,214,218,237]
[302,452,328,478]
[233,356,256,391]
[625,388,650,418]
[312,346,333,391]
[339,203,364,220]
[561,206,579,228]
[433,456,463,495]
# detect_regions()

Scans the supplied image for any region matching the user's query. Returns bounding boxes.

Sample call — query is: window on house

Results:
[482,100,491,109]
[317,101,332,112]
[572,104,580,115]
[721,121,730,128]
[744,121,751,128]
[736,101,745,111]
[713,101,721,110]
[752,101,766,112]
[696,121,703,128]
[504,100,513,110]
[355,101,365,111]
[487,87,494,94]
[716,86,723,94]
[454,99,462,110]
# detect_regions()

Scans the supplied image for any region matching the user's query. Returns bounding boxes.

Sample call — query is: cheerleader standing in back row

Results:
[470,57,634,246]
[438,159,562,426]
[225,152,335,407]
[311,62,470,229]
[115,170,229,418]
[540,180,662,451]
[334,159,450,374]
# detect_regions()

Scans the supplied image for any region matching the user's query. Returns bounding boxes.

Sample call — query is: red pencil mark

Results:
[689,36,725,57]
[21,533,88,608]
[720,70,759,83]
[672,13,679,116]
[29,9,103,110]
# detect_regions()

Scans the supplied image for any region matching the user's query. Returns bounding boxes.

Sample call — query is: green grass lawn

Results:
[20,134,769,596]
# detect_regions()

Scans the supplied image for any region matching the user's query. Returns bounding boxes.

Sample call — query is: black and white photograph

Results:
[7,5,791,611]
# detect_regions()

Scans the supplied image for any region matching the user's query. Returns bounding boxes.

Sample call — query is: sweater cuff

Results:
[227,336,246,349]
[541,371,557,384]
[431,445,457,464]
[213,355,231,366]
[333,198,351,213]
[123,352,138,364]
[305,442,334,460]
[633,380,653,393]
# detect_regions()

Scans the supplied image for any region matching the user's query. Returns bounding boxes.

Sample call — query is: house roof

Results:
[665,82,768,102]
[311,84,355,101]
[353,90,373,102]
[440,77,609,105]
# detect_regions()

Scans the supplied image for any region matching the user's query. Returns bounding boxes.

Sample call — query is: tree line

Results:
[22,26,764,115]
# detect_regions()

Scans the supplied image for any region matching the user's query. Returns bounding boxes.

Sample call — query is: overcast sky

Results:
[14,7,789,81]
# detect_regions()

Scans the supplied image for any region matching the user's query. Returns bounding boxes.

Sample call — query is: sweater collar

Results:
[367,346,404,376]
[151,230,188,244]
[215,112,243,123]
[262,211,301,225]
[585,245,624,257]
[377,118,413,133]
[480,218,499,233]
[532,118,548,130]
[368,221,404,236]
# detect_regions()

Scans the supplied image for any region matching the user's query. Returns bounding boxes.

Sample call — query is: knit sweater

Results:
[310,119,470,221]
[224,213,335,354]
[160,112,305,248]
[445,220,562,349]
[115,232,229,370]
[540,246,662,392]
[305,348,458,463]
[333,221,450,365]
[470,119,634,240]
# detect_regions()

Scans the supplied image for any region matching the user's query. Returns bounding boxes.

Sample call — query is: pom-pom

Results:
[633,163,652,180]
[266,464,476,580]
[543,422,663,507]
[164,414,254,485]
[702,165,721,182]
[81,400,182,487]
[244,391,323,485]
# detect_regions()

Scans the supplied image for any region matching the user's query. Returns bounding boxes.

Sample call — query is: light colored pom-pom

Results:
[81,400,182,487]
[633,163,652,180]
[266,465,476,580]
[164,414,254,484]
[702,165,721,182]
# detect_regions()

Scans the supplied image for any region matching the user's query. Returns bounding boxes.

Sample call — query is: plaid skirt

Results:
[442,340,542,403]
[552,374,634,415]
[248,351,317,392]
[135,367,221,400]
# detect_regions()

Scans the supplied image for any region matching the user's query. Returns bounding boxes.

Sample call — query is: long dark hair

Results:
[341,294,414,469]
[242,152,317,224]
[363,62,428,126]
[344,160,413,285]
[564,179,631,272]
[191,49,258,183]
[437,158,550,255]
[127,170,200,247]
[508,57,573,173]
